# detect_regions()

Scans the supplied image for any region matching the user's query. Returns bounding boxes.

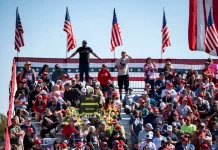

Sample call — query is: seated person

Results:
[14,91,28,111]
[32,95,46,121]
[40,108,60,138]
[62,117,77,139]
[124,88,137,114]
[47,96,63,121]
[20,117,37,139]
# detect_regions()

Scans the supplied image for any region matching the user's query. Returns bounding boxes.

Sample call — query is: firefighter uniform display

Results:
[79,95,102,116]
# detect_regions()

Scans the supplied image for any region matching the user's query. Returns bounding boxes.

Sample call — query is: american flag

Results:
[63,7,76,52]
[110,8,123,51]
[161,9,171,53]
[14,7,24,52]
[205,8,218,53]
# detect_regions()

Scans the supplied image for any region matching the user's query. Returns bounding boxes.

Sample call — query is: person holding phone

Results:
[144,57,158,91]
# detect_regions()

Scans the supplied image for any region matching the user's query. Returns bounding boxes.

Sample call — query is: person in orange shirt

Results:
[98,64,112,91]
[202,62,214,82]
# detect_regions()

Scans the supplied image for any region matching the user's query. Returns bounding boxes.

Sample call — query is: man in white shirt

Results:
[140,133,156,150]
[161,82,177,101]
[115,51,132,99]
[138,123,154,142]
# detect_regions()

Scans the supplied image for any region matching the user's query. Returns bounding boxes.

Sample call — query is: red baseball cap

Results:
[34,139,42,145]
[115,125,121,130]
[139,99,145,103]
[76,142,83,148]
[153,107,159,112]
[201,85,206,89]
[185,116,190,121]
[59,142,68,149]
[62,74,67,78]
[198,92,204,97]
[112,119,118,124]
[75,74,79,77]
[166,82,173,87]
[182,137,189,143]
[26,127,34,133]
[112,91,119,98]
[201,143,210,148]
[38,79,43,83]
[42,72,48,75]
[180,80,186,84]
[147,106,152,110]
[173,111,178,116]
[119,140,125,146]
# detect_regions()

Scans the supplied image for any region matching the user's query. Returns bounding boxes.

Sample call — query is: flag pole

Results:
[66,36,68,58]
[114,50,116,60]
[161,7,164,61]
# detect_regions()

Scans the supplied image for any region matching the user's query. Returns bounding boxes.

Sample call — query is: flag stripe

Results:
[162,10,171,53]
[63,8,76,52]
[110,9,122,51]
[188,0,197,50]
[14,8,24,52]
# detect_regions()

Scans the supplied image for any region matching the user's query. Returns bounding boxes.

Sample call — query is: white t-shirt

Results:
[115,58,129,76]
[152,136,166,149]
[140,141,156,150]
[177,105,191,117]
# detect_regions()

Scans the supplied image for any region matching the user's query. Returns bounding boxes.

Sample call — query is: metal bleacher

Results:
[30,107,132,149]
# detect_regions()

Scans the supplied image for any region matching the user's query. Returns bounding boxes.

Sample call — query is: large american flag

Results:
[63,7,76,52]
[14,7,24,52]
[189,0,218,56]
[162,9,171,53]
[205,8,218,53]
[110,8,123,51]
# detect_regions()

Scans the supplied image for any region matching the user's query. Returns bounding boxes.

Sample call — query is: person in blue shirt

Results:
[124,88,138,114]
[47,96,63,121]
[155,72,166,96]
[20,117,37,139]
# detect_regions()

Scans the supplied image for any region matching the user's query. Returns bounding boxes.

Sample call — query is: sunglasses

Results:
[96,88,100,90]
[75,77,79,78]
[72,80,76,82]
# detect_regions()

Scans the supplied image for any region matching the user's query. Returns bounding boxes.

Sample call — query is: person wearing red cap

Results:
[202,61,214,82]
[109,119,125,138]
[191,123,207,150]
[40,71,52,91]
[176,80,186,93]
[23,127,35,150]
[178,91,193,108]
[33,139,42,150]
[200,143,210,150]
[181,116,196,135]
[58,142,68,150]
[161,82,177,99]
[98,64,112,90]
[176,136,190,150]
[144,107,164,133]
[107,130,126,149]
[32,94,47,121]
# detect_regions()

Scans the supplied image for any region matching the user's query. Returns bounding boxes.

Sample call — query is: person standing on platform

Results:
[115,51,132,99]
[66,40,101,84]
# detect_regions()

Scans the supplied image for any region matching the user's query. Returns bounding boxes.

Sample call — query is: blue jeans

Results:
[145,79,155,91]
[79,64,90,82]
[131,135,137,148]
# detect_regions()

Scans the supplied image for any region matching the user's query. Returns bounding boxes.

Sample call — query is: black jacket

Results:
[64,88,81,106]
[23,135,34,150]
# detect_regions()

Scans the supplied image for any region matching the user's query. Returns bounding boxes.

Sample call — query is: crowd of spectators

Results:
[9,56,218,150]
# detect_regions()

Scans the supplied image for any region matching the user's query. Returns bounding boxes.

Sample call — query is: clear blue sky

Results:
[0,0,215,114]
